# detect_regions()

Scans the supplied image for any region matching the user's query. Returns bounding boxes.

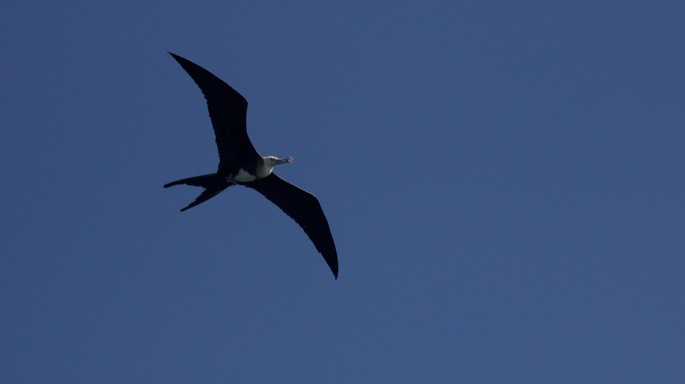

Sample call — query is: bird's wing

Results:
[169,53,261,171]
[247,174,338,278]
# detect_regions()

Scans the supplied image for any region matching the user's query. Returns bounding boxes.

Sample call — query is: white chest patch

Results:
[234,168,257,182]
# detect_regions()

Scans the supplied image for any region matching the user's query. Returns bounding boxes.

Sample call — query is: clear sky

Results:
[2,1,684,382]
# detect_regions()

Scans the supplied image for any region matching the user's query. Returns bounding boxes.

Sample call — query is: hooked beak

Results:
[280,156,294,164]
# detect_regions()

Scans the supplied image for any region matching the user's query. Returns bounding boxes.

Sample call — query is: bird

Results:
[163,52,338,279]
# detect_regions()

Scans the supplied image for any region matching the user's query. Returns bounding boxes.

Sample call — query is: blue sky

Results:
[2,1,684,382]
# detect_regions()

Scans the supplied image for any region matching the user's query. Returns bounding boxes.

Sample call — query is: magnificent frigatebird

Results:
[164,52,338,279]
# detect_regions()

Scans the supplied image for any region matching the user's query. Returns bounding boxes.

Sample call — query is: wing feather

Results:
[247,174,338,278]
[169,53,260,171]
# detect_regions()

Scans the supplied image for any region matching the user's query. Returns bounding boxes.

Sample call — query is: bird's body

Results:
[164,52,338,278]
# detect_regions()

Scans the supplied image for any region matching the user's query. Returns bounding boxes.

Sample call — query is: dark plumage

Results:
[164,52,338,279]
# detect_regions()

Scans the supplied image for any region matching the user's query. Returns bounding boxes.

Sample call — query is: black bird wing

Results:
[169,52,261,172]
[247,174,339,279]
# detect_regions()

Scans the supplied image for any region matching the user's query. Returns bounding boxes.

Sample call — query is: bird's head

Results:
[258,155,293,178]
[264,155,294,167]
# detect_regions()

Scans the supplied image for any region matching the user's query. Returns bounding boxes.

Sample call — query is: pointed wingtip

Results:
[168,52,184,64]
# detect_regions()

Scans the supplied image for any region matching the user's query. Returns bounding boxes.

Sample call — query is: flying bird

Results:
[164,52,338,279]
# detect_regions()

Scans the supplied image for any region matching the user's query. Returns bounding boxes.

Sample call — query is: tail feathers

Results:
[163,174,218,189]
[179,187,226,212]
[164,173,230,212]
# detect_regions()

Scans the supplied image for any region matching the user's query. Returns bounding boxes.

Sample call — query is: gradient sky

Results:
[2,1,684,382]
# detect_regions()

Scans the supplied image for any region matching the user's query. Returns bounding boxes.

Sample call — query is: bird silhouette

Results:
[164,52,338,279]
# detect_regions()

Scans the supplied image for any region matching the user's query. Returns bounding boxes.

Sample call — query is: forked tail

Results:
[163,173,229,211]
